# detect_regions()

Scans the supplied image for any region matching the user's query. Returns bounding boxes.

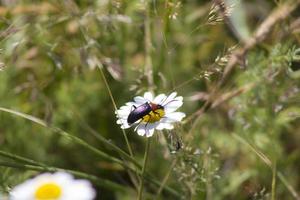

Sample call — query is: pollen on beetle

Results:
[142,108,165,123]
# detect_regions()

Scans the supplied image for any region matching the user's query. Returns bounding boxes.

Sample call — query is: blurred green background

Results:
[0,0,299,199]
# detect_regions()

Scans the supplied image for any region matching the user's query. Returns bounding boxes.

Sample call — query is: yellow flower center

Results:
[142,108,165,123]
[35,182,62,200]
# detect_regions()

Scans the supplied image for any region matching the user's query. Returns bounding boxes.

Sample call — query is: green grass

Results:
[0,0,300,199]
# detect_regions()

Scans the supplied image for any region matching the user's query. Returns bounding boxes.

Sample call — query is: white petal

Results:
[134,96,147,104]
[153,94,167,104]
[163,92,177,105]
[117,119,131,129]
[115,109,130,116]
[10,179,36,200]
[136,124,146,136]
[157,123,174,130]
[121,124,131,129]
[136,122,158,137]
[164,100,183,113]
[116,119,126,124]
[163,123,174,129]
[115,102,139,117]
[174,96,183,101]
[125,102,140,107]
[116,119,122,124]
[119,105,131,110]
[165,112,186,122]
[63,180,96,200]
[10,172,96,200]
[119,122,129,127]
[146,127,155,137]
[155,123,163,130]
[145,123,158,137]
[143,92,153,101]
[52,172,73,184]
[116,114,129,120]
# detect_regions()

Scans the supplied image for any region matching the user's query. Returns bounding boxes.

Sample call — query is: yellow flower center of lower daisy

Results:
[142,108,165,123]
[35,182,62,200]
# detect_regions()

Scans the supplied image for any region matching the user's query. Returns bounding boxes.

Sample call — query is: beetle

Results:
[127,102,164,125]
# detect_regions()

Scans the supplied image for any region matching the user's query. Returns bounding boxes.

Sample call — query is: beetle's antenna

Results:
[162,99,179,107]
[158,93,173,106]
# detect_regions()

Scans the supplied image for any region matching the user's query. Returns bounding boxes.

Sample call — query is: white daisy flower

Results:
[116,92,185,137]
[10,172,96,200]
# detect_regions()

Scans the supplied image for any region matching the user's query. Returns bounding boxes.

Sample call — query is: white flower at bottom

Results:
[10,172,96,200]
[116,92,185,137]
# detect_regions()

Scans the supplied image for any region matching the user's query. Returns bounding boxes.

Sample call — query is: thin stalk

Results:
[277,172,300,200]
[137,138,151,200]
[77,117,140,190]
[205,150,212,200]
[0,107,180,197]
[0,107,133,171]
[0,161,127,192]
[0,150,46,167]
[55,128,130,169]
[144,173,179,198]
[155,158,177,199]
[144,0,154,91]
[75,9,137,189]
[232,133,272,167]
[68,3,134,159]
[96,63,139,191]
[76,116,140,168]
[232,133,300,200]
[97,64,134,157]
[271,162,276,200]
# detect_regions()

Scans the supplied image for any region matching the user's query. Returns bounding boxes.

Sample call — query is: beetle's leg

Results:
[130,105,137,112]
[153,110,164,119]
[145,121,149,129]
[153,110,161,117]
[134,119,143,130]
[140,113,151,124]
[144,113,153,129]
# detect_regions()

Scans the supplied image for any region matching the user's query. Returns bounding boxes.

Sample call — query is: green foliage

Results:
[0,0,299,199]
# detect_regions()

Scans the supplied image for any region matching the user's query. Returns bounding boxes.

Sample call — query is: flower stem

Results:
[271,161,277,200]
[0,107,181,197]
[97,64,134,157]
[144,0,154,92]
[137,138,151,200]
[155,158,177,199]
[0,161,128,192]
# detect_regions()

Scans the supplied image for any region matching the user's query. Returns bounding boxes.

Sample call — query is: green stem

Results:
[96,63,139,190]
[233,133,300,200]
[0,150,46,167]
[144,0,154,91]
[0,107,180,197]
[77,117,140,168]
[271,162,276,200]
[0,161,127,192]
[137,138,151,200]
[0,107,133,172]
[277,172,300,200]
[97,64,134,157]
[69,2,134,158]
[155,158,177,199]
